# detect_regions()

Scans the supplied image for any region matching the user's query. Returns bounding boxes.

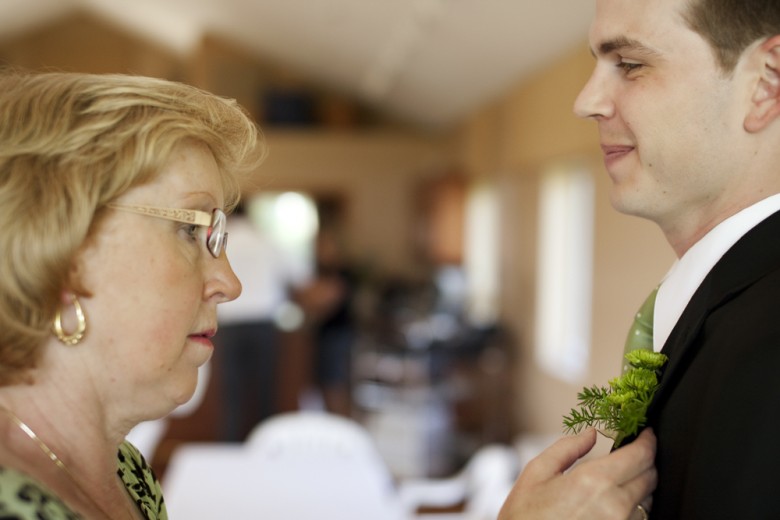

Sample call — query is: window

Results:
[463,180,500,327]
[248,191,319,283]
[535,166,594,382]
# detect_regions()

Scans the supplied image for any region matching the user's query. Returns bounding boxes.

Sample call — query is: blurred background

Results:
[1,0,675,513]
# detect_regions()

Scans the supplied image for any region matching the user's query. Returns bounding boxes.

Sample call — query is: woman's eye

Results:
[183,224,200,242]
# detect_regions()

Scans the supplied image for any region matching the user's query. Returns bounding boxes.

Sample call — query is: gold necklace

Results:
[0,406,137,520]
[2,408,69,471]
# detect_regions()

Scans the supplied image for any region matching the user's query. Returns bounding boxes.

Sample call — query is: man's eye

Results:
[618,60,643,74]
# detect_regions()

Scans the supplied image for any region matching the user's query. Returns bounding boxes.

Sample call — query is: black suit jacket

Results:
[646,209,780,519]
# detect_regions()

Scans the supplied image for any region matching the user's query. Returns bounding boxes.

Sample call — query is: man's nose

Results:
[573,67,613,120]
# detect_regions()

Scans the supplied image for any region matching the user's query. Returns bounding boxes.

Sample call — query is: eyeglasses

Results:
[107,204,228,258]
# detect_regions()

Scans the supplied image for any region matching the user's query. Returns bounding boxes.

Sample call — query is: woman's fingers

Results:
[561,429,657,518]
[498,428,658,520]
[583,428,656,485]
[519,428,599,484]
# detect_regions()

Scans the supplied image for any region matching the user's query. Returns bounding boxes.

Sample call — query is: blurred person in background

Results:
[296,223,357,416]
[215,201,294,441]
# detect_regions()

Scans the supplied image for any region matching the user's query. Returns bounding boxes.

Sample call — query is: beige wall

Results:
[0,11,182,80]
[243,130,456,279]
[459,46,675,434]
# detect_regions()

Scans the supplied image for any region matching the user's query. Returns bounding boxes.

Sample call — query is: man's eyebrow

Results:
[591,37,661,58]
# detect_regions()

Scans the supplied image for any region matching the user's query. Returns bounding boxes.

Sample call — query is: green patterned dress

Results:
[0,441,167,519]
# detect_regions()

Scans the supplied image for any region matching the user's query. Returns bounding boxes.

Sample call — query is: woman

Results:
[0,69,262,518]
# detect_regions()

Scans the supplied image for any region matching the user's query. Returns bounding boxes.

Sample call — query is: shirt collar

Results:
[654,194,780,351]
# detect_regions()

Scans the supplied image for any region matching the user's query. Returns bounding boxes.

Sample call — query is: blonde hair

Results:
[0,69,265,384]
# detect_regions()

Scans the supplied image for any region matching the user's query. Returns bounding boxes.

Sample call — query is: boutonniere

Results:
[563,350,668,447]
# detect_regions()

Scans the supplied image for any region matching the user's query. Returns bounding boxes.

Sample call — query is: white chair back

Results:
[163,411,408,520]
[397,444,519,520]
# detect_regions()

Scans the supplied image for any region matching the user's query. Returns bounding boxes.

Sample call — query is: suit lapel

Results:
[648,209,780,418]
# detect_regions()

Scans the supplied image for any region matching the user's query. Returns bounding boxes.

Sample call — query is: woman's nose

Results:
[207,254,242,304]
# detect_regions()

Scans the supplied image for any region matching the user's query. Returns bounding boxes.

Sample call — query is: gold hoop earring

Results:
[53,296,87,346]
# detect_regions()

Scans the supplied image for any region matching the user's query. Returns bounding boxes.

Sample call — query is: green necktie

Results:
[622,286,658,373]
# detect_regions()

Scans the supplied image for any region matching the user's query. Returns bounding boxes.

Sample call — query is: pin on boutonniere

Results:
[563,350,668,447]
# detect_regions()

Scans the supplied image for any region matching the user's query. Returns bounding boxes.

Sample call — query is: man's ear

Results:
[745,35,780,133]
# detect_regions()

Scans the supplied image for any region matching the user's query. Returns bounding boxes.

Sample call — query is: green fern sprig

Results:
[562,350,668,447]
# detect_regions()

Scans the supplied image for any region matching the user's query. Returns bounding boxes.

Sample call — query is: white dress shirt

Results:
[654,194,780,351]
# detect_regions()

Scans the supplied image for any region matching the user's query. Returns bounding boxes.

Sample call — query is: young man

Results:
[573,0,780,517]
[500,0,780,518]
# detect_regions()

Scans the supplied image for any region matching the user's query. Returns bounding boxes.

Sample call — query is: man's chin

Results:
[609,190,653,219]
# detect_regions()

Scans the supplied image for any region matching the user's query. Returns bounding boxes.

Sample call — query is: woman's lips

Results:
[189,329,216,346]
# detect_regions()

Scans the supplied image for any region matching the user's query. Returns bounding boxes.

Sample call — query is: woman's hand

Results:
[498,428,657,520]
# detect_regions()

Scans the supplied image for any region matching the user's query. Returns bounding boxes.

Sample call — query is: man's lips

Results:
[601,144,635,157]
[600,144,635,168]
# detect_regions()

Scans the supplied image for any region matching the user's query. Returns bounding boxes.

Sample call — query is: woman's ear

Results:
[745,35,780,133]
[67,253,93,298]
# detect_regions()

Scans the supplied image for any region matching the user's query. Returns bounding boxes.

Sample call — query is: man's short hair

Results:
[685,0,780,72]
